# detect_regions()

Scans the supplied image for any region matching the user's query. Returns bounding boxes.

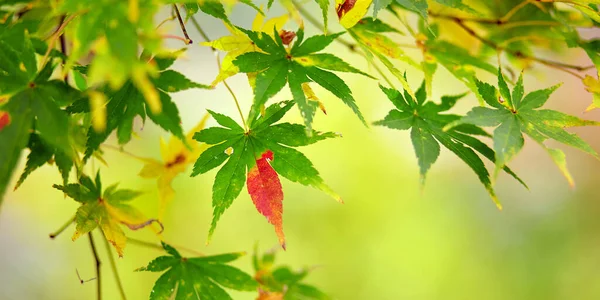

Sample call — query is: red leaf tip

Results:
[247,150,286,249]
[0,111,11,131]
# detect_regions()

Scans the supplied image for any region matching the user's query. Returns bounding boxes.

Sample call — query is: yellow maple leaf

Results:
[584,75,600,111]
[336,0,373,28]
[138,114,210,218]
[202,10,288,87]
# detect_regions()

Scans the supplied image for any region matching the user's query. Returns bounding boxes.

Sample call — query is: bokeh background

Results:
[2,2,600,299]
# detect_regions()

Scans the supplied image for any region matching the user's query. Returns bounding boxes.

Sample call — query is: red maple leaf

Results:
[247,150,285,249]
[0,111,10,131]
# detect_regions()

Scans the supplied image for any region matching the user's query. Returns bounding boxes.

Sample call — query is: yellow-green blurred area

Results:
[2,3,600,300]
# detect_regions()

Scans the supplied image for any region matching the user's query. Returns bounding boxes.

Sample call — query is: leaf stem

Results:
[188,15,248,131]
[49,215,75,239]
[161,34,192,44]
[40,13,80,72]
[88,233,101,300]
[102,235,127,300]
[101,144,155,163]
[189,15,211,43]
[172,4,192,45]
[216,52,248,131]
[501,0,533,22]
[156,15,176,29]
[128,237,205,256]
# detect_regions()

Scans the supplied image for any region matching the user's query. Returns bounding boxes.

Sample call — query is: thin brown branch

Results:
[88,233,101,300]
[172,4,192,45]
[40,13,80,72]
[102,236,127,300]
[449,18,593,79]
[58,15,69,82]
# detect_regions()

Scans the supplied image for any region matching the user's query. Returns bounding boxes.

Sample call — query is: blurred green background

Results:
[2,3,600,300]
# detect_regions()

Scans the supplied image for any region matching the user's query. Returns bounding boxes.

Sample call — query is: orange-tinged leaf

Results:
[257,289,284,300]
[336,0,373,28]
[0,111,10,131]
[62,179,157,257]
[247,150,285,249]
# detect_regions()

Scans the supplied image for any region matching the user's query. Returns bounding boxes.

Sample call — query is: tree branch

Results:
[88,233,101,300]
[172,4,192,45]
[449,18,591,80]
[40,13,80,72]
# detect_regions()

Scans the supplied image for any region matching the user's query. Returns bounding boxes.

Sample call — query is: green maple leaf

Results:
[53,172,160,257]
[374,79,527,209]
[184,0,262,23]
[446,71,600,187]
[392,0,428,19]
[432,0,479,14]
[0,22,83,201]
[314,0,330,32]
[14,133,73,190]
[137,242,257,300]
[233,27,372,131]
[348,17,420,97]
[191,101,340,242]
[253,246,330,299]
[66,55,210,160]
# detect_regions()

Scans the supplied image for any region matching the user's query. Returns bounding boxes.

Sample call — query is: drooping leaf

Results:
[348,17,419,96]
[53,173,161,257]
[446,74,600,186]
[375,80,528,209]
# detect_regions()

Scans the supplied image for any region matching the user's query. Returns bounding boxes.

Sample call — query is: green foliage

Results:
[192,101,340,241]
[53,172,158,257]
[253,246,330,299]
[66,55,209,159]
[374,80,527,209]
[233,27,370,130]
[446,71,600,186]
[137,242,257,299]
[1,0,600,298]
